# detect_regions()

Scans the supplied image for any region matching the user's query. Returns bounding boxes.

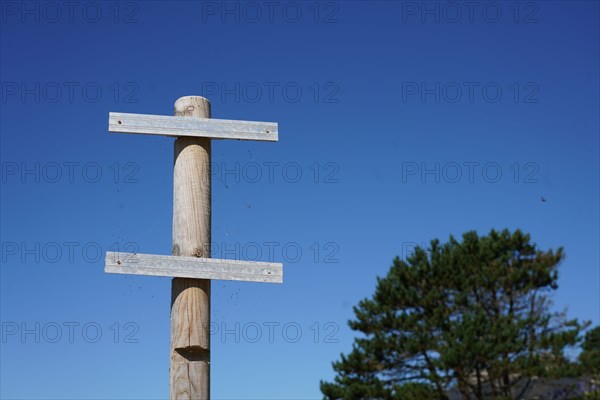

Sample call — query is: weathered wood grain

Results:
[109,112,278,141]
[171,96,212,400]
[104,252,283,283]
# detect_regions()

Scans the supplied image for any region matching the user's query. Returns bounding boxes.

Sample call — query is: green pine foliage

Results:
[580,327,600,376]
[321,229,589,400]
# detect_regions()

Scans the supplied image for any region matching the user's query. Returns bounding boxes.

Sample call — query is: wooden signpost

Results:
[105,96,282,399]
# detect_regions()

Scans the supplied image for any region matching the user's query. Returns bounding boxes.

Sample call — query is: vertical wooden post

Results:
[170,96,211,399]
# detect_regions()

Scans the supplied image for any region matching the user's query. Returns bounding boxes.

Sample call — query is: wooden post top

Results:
[174,96,211,118]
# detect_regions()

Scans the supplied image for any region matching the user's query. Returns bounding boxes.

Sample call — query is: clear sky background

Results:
[1,1,598,399]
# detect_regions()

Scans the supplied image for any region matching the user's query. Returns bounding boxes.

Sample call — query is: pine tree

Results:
[579,327,600,376]
[321,229,587,399]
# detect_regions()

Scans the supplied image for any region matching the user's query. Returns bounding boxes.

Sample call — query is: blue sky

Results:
[1,1,598,399]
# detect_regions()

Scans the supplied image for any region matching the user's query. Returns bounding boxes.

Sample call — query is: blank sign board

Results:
[109,112,278,141]
[105,252,283,284]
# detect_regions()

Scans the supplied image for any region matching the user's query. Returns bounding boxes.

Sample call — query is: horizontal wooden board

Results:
[109,112,278,141]
[105,252,283,283]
